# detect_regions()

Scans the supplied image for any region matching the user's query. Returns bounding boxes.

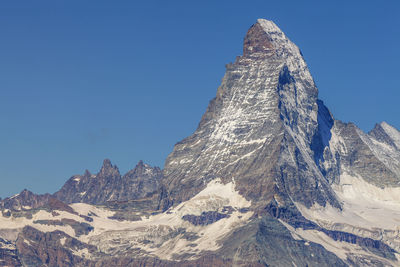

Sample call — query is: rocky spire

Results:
[99,158,120,177]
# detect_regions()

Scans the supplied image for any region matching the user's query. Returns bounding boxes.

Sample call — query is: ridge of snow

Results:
[381,121,400,149]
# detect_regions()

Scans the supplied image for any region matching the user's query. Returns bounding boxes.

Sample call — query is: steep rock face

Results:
[162,19,339,210]
[54,159,162,204]
[16,226,95,267]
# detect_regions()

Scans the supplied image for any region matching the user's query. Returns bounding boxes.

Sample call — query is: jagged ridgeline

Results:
[1,19,400,267]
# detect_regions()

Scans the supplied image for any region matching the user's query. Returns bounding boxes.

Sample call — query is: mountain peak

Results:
[100,158,117,171]
[375,121,400,149]
[99,158,120,177]
[243,19,276,57]
[83,169,91,177]
[256,19,280,31]
[243,19,293,57]
[102,158,112,168]
[136,160,145,167]
[243,19,313,88]
[163,19,332,211]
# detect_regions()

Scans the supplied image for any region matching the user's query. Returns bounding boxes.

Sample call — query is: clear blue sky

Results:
[1,0,399,198]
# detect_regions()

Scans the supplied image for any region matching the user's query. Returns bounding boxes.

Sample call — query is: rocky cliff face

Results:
[54,159,162,204]
[1,19,400,266]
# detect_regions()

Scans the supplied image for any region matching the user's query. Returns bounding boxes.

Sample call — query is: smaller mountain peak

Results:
[18,189,34,198]
[102,159,112,168]
[380,121,399,132]
[99,158,120,176]
[379,121,400,146]
[133,160,149,173]
[374,121,400,135]
[137,160,144,166]
[369,122,399,149]
[83,169,91,177]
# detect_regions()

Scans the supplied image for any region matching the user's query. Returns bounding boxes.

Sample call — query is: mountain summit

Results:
[1,19,400,266]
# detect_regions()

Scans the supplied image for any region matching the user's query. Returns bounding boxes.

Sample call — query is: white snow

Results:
[60,237,66,246]
[0,209,85,238]
[381,121,400,149]
[295,171,400,254]
[297,172,400,230]
[172,178,251,216]
[328,127,347,155]
[83,179,253,260]
[0,229,20,241]
[23,239,32,246]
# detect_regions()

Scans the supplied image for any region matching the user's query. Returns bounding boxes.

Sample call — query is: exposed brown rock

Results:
[243,22,275,57]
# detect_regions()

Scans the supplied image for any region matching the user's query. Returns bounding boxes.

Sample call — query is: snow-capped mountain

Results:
[1,19,400,266]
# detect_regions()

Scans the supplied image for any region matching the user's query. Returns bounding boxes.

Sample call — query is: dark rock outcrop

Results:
[182,211,229,226]
[33,219,93,237]
[15,226,96,267]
